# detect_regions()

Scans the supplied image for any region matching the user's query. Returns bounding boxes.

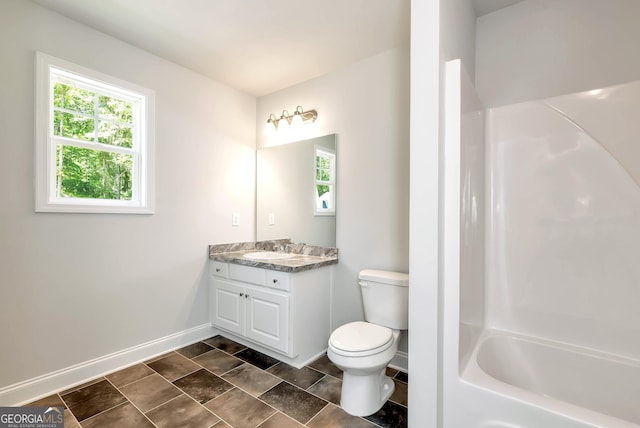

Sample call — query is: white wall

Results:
[408,0,443,425]
[476,0,640,107]
[0,0,255,402]
[407,0,477,425]
[441,0,477,80]
[256,48,410,355]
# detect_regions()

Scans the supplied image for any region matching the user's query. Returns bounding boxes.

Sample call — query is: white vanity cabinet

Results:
[209,260,331,368]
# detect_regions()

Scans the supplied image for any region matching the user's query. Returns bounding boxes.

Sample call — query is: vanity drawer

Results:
[229,264,266,285]
[211,261,228,278]
[266,270,291,292]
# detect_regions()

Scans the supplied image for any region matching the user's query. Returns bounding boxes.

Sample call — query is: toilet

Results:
[327,269,409,416]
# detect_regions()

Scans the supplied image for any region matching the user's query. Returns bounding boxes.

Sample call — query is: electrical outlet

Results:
[268,213,275,225]
[232,212,240,226]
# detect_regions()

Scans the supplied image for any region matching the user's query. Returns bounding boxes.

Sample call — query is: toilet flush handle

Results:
[358,281,368,288]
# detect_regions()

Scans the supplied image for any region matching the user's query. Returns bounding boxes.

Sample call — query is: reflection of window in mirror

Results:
[314,147,335,215]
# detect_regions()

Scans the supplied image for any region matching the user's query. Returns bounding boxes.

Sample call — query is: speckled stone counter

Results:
[208,240,338,273]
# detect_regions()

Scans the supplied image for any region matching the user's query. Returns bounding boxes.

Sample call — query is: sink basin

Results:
[243,251,296,261]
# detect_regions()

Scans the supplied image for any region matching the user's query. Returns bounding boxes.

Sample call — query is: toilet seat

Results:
[329,321,393,356]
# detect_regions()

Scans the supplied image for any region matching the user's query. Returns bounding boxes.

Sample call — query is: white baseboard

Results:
[390,350,408,373]
[1,323,217,406]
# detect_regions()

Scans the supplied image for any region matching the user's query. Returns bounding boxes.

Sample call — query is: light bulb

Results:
[291,111,303,128]
[277,116,289,133]
[264,119,276,136]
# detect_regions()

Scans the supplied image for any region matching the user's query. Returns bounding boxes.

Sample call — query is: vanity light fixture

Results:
[278,110,291,133]
[265,114,278,136]
[264,105,317,134]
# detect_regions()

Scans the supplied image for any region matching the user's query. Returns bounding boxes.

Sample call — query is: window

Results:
[314,147,335,215]
[35,52,154,213]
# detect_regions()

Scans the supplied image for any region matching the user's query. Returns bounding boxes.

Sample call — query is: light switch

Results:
[232,212,240,226]
[268,213,275,225]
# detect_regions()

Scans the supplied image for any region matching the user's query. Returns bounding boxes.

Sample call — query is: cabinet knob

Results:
[272,279,279,284]
[239,292,244,297]
[245,294,250,298]
[215,268,221,272]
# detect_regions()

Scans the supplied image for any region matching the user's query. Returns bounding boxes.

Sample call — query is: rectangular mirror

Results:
[256,134,336,247]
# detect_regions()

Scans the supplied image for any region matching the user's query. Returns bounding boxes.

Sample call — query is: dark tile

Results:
[59,377,105,395]
[203,335,246,354]
[61,379,126,422]
[205,387,275,428]
[259,381,328,424]
[268,363,325,389]
[395,370,408,383]
[221,363,281,396]
[146,394,220,428]
[173,368,233,403]
[364,399,408,428]
[147,352,201,381]
[385,367,399,378]
[307,375,341,405]
[307,403,377,428]
[258,412,305,428]
[212,420,231,427]
[176,341,214,359]
[144,352,174,364]
[24,393,66,408]
[308,354,343,380]
[105,363,154,387]
[234,348,279,370]
[81,402,154,428]
[390,378,408,407]
[119,373,182,412]
[193,349,244,375]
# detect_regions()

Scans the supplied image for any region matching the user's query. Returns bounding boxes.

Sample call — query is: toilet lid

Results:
[330,321,393,352]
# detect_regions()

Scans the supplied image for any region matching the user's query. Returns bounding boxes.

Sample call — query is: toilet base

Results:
[340,367,396,417]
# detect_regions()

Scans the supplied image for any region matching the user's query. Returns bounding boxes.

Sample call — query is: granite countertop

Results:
[208,240,338,273]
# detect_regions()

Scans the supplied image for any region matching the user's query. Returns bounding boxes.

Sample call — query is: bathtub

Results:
[462,330,640,428]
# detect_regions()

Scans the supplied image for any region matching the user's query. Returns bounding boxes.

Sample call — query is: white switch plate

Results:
[232,212,240,226]
[268,213,275,225]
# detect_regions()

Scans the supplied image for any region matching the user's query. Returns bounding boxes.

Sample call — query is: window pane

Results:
[53,111,95,141]
[316,156,330,169]
[54,82,94,114]
[98,121,133,148]
[56,145,133,200]
[316,184,332,210]
[316,168,331,181]
[99,96,133,123]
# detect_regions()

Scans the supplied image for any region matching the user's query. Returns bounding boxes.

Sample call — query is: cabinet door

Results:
[211,280,244,335]
[245,287,290,353]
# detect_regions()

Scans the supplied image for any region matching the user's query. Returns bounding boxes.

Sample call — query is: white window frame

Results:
[314,146,336,216]
[35,52,155,214]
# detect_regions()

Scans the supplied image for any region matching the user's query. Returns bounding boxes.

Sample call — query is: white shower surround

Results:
[486,82,640,359]
[443,59,640,427]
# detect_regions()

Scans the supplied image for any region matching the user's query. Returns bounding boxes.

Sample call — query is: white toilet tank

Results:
[359,269,409,330]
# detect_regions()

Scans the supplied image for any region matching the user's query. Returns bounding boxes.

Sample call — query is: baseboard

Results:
[389,350,408,373]
[1,323,217,406]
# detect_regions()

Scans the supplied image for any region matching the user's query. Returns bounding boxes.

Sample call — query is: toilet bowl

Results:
[327,269,409,417]
[328,322,401,416]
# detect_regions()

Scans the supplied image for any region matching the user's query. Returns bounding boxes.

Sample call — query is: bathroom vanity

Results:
[208,241,338,368]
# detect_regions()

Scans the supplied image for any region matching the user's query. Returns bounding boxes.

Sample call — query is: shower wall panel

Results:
[458,62,486,369]
[486,80,640,359]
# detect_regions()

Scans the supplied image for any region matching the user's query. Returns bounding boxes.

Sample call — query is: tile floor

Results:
[25,335,408,428]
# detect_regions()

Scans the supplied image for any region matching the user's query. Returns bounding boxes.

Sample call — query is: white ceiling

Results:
[32,0,410,97]
[32,0,523,97]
